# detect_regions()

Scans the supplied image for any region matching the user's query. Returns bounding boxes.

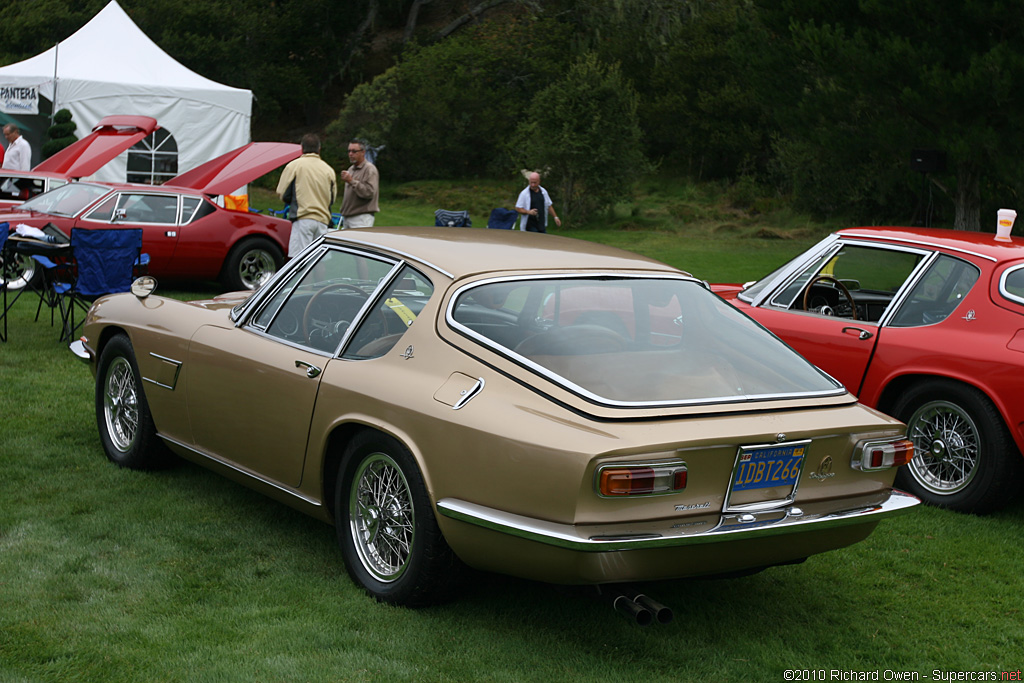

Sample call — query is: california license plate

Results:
[731,443,806,492]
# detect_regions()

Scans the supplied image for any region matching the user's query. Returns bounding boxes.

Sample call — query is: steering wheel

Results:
[802,275,859,320]
[302,283,369,340]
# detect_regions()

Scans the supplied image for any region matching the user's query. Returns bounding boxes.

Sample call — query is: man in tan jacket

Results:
[277,133,336,256]
[339,139,379,228]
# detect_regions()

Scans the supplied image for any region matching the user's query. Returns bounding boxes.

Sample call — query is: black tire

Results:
[95,333,173,470]
[893,379,1024,514]
[221,237,283,291]
[335,431,462,606]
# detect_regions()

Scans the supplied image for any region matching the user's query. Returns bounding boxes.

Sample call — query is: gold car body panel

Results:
[75,227,919,585]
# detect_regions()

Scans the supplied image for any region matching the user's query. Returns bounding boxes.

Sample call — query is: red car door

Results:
[738,303,880,395]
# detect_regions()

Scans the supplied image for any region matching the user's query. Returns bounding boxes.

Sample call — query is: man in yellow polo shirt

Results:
[277,133,336,257]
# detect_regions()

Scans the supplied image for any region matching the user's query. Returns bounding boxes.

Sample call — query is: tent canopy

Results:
[0,0,252,182]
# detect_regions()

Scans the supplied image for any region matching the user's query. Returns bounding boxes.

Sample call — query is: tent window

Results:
[127,129,178,185]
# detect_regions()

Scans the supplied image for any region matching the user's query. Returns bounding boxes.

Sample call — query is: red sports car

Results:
[0,114,158,211]
[2,141,299,291]
[714,227,1024,513]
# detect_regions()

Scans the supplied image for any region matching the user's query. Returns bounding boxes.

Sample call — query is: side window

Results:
[115,194,179,224]
[1001,265,1024,305]
[0,174,45,201]
[890,255,980,327]
[773,244,923,320]
[181,197,202,224]
[255,248,397,353]
[344,266,434,359]
[83,195,119,222]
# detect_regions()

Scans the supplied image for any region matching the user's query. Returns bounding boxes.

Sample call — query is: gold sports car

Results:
[71,227,919,607]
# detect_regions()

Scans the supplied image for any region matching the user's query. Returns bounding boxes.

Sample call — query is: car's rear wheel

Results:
[893,379,1023,514]
[95,333,172,469]
[336,431,461,606]
[222,237,283,291]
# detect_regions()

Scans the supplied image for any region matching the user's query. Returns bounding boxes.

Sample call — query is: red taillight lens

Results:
[597,463,687,497]
[853,437,915,471]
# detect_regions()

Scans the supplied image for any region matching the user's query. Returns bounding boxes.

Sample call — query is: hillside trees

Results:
[508,54,650,221]
[749,0,1024,229]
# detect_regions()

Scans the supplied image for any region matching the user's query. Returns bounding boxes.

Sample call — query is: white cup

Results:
[996,208,1016,241]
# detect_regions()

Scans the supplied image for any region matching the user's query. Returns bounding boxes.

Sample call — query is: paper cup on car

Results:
[996,208,1016,241]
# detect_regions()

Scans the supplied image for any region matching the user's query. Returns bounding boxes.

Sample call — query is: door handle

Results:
[294,360,322,378]
[841,326,873,341]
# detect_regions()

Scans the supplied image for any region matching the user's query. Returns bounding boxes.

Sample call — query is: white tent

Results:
[0,0,252,182]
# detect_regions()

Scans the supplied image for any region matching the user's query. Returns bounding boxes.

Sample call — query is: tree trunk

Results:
[953,164,981,231]
[403,0,434,44]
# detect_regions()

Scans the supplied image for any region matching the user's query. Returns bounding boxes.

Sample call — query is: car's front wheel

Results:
[336,431,462,606]
[893,379,1023,514]
[222,237,283,291]
[0,252,38,290]
[95,333,172,469]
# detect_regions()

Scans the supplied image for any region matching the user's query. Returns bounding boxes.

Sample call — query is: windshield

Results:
[17,182,110,217]
[448,276,844,407]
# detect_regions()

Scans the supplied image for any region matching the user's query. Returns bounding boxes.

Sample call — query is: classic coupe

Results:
[714,227,1024,513]
[3,141,299,291]
[71,228,918,606]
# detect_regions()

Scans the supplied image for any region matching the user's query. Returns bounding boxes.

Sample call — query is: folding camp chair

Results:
[55,227,143,342]
[434,209,472,227]
[487,208,518,230]
[0,223,11,341]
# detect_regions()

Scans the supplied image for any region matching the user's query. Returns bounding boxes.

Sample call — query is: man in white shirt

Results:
[3,125,31,170]
[514,172,561,232]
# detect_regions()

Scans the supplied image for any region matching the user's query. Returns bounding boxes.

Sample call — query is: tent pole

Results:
[51,41,59,124]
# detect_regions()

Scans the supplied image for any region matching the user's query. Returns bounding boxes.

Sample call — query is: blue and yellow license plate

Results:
[731,444,805,492]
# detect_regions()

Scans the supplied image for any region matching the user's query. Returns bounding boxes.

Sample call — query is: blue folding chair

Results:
[0,222,10,342]
[56,228,143,342]
[434,209,472,227]
[487,208,518,230]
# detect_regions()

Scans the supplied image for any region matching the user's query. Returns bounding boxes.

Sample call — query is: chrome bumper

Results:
[69,339,93,364]
[436,490,919,552]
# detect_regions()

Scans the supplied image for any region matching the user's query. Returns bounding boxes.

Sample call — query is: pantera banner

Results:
[0,85,39,115]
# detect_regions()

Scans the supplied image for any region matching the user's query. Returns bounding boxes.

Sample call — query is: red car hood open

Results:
[32,115,158,179]
[164,142,302,196]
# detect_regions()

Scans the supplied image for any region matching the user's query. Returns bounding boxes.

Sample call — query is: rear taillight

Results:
[852,437,915,471]
[596,461,687,497]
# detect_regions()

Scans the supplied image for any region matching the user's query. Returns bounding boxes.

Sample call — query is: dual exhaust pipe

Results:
[605,586,674,626]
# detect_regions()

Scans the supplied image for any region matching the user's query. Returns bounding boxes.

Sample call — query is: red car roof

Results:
[32,115,158,178]
[164,142,302,196]
[838,226,1024,263]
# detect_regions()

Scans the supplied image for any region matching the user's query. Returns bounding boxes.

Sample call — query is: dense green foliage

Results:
[2,0,1023,228]
[41,108,76,158]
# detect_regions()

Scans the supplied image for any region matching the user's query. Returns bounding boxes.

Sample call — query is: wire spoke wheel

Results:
[102,356,140,453]
[905,400,980,495]
[349,452,415,582]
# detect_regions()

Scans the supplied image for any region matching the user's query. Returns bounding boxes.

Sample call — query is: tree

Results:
[749,0,1024,230]
[41,108,77,159]
[508,53,650,222]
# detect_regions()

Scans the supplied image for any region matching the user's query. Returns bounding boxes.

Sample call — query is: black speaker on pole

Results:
[911,149,946,173]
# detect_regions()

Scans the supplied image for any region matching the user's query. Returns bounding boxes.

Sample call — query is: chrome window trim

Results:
[330,235,455,279]
[446,273,846,408]
[238,243,410,359]
[999,263,1024,306]
[839,231,998,263]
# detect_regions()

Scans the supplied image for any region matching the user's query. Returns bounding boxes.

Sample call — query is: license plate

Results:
[731,443,805,492]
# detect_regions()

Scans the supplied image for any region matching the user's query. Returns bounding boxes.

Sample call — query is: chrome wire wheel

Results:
[349,452,415,583]
[102,356,140,454]
[237,247,276,289]
[905,400,980,495]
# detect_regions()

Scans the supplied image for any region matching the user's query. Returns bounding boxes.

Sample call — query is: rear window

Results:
[448,276,843,407]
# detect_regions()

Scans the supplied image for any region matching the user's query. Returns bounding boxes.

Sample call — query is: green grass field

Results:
[2,180,1022,682]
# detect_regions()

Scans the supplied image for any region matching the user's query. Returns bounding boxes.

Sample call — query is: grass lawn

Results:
[2,179,1023,682]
